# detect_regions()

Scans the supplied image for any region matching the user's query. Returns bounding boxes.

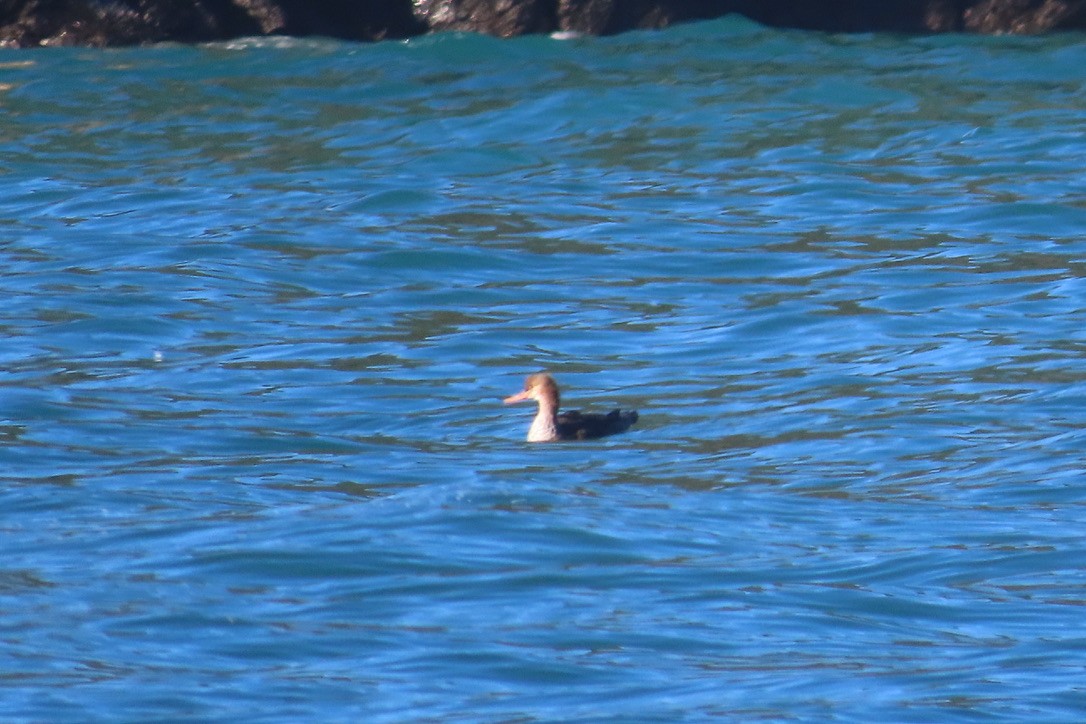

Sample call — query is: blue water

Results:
[3,17,1086,720]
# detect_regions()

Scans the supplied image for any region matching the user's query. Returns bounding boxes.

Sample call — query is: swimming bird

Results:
[504,372,638,442]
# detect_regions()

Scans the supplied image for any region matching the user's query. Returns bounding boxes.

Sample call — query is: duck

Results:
[504,372,639,442]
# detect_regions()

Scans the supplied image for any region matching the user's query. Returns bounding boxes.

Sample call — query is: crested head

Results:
[503,372,560,408]
[524,373,559,403]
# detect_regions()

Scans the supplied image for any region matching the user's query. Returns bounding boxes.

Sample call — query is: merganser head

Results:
[503,372,560,409]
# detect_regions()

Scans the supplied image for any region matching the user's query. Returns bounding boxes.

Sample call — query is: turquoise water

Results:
[3,17,1086,720]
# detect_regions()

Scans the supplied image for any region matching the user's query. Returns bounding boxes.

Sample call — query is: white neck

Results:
[526,402,559,442]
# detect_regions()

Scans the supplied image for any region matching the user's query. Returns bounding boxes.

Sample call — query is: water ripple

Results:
[2,19,1086,721]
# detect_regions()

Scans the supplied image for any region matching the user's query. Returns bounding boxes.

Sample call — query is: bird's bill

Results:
[503,390,532,404]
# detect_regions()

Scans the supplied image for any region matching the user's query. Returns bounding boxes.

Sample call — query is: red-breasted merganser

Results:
[504,373,639,442]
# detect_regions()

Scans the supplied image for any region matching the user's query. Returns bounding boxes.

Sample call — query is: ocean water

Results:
[3,16,1086,720]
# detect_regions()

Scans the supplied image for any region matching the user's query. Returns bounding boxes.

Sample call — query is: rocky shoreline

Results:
[2,0,1084,48]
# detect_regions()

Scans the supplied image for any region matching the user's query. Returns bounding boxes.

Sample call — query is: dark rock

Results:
[0,0,423,47]
[677,0,1084,33]
[0,0,263,46]
[556,0,612,34]
[1,0,1085,48]
[924,0,968,31]
[555,0,686,34]
[963,0,1086,32]
[257,0,424,40]
[414,0,555,37]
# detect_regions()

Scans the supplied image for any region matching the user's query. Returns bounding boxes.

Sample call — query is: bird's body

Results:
[504,373,638,442]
